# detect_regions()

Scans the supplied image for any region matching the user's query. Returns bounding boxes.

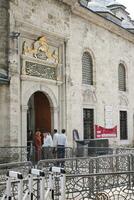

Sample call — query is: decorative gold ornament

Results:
[22,36,59,64]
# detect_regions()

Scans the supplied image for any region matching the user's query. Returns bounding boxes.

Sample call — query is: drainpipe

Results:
[64,41,67,131]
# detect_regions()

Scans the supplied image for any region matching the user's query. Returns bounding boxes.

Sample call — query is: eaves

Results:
[60,0,134,44]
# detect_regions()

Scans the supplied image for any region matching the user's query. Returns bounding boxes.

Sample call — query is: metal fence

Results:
[0,165,65,200]
[1,169,134,199]
[0,153,132,180]
[66,171,134,199]
[1,153,134,199]
[37,153,133,175]
[0,146,73,165]
[0,161,32,198]
[0,147,33,164]
[1,146,134,165]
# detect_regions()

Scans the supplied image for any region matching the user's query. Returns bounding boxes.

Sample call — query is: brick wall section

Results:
[0,0,9,77]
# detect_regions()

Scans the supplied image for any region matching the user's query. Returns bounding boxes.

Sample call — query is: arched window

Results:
[82,52,93,85]
[118,63,126,91]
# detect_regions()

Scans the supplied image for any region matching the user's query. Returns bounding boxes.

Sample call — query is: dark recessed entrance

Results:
[83,108,94,139]
[27,91,51,141]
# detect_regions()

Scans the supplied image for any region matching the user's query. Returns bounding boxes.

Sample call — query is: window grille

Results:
[83,109,94,139]
[120,111,127,140]
[118,64,126,91]
[82,52,93,85]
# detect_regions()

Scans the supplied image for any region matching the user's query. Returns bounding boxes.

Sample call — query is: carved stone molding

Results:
[52,107,59,113]
[82,88,97,103]
[21,105,28,112]
[119,95,128,106]
[66,75,73,86]
[22,83,58,109]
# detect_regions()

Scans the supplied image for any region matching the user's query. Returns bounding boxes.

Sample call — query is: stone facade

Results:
[0,0,134,146]
[0,0,9,77]
[0,0,10,146]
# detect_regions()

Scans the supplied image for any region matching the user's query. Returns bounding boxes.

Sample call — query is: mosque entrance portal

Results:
[27,91,51,142]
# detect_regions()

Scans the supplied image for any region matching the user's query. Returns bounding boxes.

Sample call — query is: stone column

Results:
[53,107,59,130]
[21,105,28,146]
[9,28,21,147]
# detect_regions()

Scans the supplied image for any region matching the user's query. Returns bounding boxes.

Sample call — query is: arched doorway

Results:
[21,84,58,146]
[27,91,51,143]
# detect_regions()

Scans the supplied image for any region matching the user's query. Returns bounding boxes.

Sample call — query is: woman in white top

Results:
[42,132,53,147]
[53,129,59,158]
[42,132,53,159]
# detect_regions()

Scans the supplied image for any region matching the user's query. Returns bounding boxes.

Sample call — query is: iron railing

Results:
[1,170,134,199]
[0,153,132,186]
[1,146,134,165]
[0,146,33,164]
[0,146,73,164]
[0,153,134,199]
[37,153,133,175]
[0,161,32,198]
[66,171,134,199]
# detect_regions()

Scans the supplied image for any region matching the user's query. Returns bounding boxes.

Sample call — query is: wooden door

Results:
[34,92,51,132]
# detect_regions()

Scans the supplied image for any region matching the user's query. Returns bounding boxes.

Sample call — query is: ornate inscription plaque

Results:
[25,61,56,80]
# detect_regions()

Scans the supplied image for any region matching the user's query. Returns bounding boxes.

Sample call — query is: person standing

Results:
[34,130,42,162]
[42,132,53,159]
[57,129,68,167]
[53,129,59,158]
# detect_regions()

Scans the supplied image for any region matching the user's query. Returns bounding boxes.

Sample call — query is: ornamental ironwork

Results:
[96,192,109,200]
[1,155,134,199]
[0,161,32,198]
[66,172,134,199]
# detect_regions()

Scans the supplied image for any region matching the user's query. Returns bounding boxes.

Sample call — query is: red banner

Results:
[95,125,117,138]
